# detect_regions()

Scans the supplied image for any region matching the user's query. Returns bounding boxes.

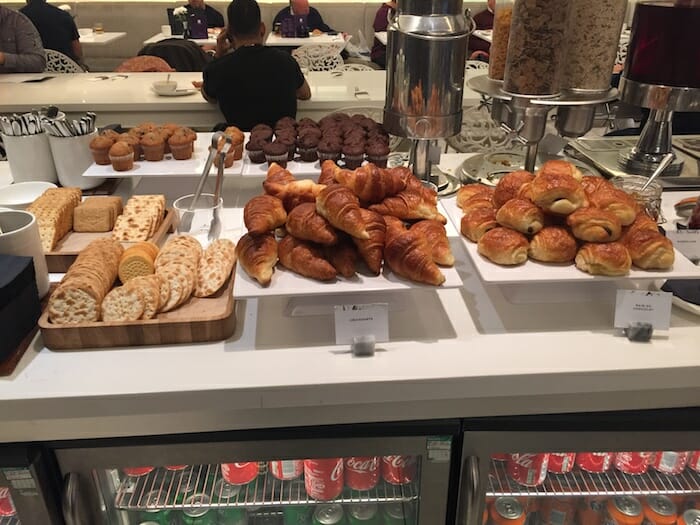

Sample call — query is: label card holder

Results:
[614,289,673,332]
[666,230,700,262]
[334,303,389,346]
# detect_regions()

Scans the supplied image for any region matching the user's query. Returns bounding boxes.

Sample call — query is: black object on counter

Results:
[662,279,700,306]
[0,255,41,362]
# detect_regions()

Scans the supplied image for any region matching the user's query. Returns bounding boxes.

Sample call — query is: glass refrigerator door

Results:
[56,431,455,525]
[0,488,19,525]
[460,428,700,525]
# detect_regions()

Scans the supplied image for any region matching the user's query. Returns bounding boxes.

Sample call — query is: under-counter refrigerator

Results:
[53,420,460,525]
[457,409,700,525]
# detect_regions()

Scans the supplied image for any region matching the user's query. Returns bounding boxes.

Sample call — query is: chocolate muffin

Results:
[263,140,290,168]
[298,127,323,141]
[365,141,390,168]
[342,143,365,169]
[297,134,319,163]
[275,116,297,129]
[297,117,318,129]
[246,135,267,164]
[275,134,296,161]
[250,126,273,142]
[317,138,342,163]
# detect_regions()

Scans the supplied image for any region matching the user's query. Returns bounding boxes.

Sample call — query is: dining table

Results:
[142,32,218,47]
[264,32,347,48]
[78,30,128,46]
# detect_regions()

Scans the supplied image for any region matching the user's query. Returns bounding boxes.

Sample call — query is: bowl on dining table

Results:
[152,80,178,95]
[0,181,57,210]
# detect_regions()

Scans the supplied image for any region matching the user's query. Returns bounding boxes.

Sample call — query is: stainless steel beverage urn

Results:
[383,0,473,184]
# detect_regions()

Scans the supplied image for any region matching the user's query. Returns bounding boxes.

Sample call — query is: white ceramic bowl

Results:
[152,80,177,94]
[0,181,57,209]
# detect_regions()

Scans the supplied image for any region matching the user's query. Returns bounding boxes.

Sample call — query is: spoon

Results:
[208,150,225,242]
[641,152,675,191]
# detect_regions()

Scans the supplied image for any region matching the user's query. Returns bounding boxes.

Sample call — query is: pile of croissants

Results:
[236,160,455,286]
[458,160,674,276]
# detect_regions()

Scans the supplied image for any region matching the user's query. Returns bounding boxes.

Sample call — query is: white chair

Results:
[465,59,489,72]
[45,49,84,73]
[446,104,519,154]
[292,43,344,72]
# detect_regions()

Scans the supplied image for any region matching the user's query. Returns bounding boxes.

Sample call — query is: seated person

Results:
[371,1,395,69]
[0,6,46,72]
[184,0,225,29]
[201,0,311,131]
[273,0,334,34]
[21,0,82,66]
[468,0,494,61]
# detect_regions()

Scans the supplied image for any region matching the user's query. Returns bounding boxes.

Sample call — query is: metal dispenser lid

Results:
[494,497,524,519]
[400,0,464,15]
[613,496,642,517]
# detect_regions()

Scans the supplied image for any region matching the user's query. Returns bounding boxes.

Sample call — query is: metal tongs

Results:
[178,131,233,235]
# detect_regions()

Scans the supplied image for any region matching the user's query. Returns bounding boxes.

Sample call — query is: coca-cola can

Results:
[268,460,303,481]
[689,451,700,472]
[614,452,652,475]
[221,462,260,485]
[491,454,510,461]
[304,458,344,500]
[506,454,549,487]
[344,456,379,491]
[576,453,613,473]
[548,453,576,474]
[123,466,155,477]
[0,488,16,517]
[650,451,690,475]
[381,455,417,485]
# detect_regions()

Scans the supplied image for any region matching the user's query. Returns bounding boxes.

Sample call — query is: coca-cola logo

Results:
[346,457,378,472]
[513,454,537,468]
[331,460,343,481]
[0,488,8,499]
[386,455,413,468]
[233,462,252,468]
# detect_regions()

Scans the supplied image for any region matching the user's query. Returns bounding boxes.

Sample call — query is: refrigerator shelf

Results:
[0,518,19,525]
[488,460,700,497]
[114,464,418,511]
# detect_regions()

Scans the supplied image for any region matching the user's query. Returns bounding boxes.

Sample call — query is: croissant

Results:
[493,170,534,208]
[265,179,327,212]
[410,219,455,266]
[460,207,498,242]
[495,198,544,235]
[622,212,659,241]
[235,232,278,286]
[390,166,439,205]
[278,234,337,281]
[324,235,358,278]
[263,162,296,190]
[537,159,583,182]
[334,163,407,204]
[580,175,613,196]
[369,189,447,224]
[316,184,369,239]
[318,159,340,186]
[567,207,622,243]
[460,194,496,215]
[243,195,288,235]
[529,172,588,215]
[285,202,338,245]
[623,228,675,270]
[528,226,578,263]
[384,229,446,286]
[587,185,638,226]
[477,227,529,266]
[575,242,631,276]
[353,209,386,275]
[457,184,494,209]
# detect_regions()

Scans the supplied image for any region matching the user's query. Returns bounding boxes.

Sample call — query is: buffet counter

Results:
[0,159,698,444]
[0,71,483,128]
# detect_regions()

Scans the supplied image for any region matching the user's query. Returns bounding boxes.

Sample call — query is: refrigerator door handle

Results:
[62,472,81,525]
[458,455,482,525]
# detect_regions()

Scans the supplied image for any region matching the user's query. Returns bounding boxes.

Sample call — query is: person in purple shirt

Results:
[371,1,395,69]
[468,0,495,61]
[272,0,334,34]
[0,5,46,72]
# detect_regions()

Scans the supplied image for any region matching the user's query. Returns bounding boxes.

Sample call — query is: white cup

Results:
[0,210,50,298]
[78,27,93,37]
[161,24,172,36]
[1,132,58,184]
[47,130,105,190]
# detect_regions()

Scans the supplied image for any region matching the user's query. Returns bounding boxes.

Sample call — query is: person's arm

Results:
[200,65,218,103]
[308,7,332,33]
[272,8,286,29]
[296,79,311,100]
[373,5,389,32]
[0,14,46,73]
[70,19,83,64]
[208,5,225,28]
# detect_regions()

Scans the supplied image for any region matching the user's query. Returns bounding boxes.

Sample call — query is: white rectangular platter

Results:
[241,156,322,179]
[83,132,244,178]
[234,203,464,299]
[441,196,700,284]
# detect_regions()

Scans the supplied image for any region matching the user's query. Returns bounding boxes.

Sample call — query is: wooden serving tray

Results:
[38,273,236,350]
[45,208,175,273]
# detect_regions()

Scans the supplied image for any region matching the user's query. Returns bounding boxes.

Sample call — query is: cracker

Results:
[155,268,186,312]
[194,255,233,297]
[126,276,160,319]
[155,273,170,311]
[48,285,100,324]
[101,286,144,322]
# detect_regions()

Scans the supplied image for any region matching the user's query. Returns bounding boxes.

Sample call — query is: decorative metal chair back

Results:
[338,62,377,72]
[45,49,83,73]
[292,43,345,71]
[446,104,518,153]
[465,59,489,72]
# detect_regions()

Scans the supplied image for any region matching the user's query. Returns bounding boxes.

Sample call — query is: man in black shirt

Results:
[202,0,311,131]
[185,0,225,28]
[20,0,82,65]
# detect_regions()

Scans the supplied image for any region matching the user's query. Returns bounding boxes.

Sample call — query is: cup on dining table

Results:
[0,209,50,298]
[161,24,172,36]
[93,21,104,34]
[78,27,93,37]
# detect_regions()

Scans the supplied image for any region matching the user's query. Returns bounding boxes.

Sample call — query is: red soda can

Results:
[650,452,690,475]
[576,453,613,473]
[507,454,549,487]
[614,452,652,475]
[123,466,155,477]
[0,488,16,517]
[221,462,260,485]
[492,454,510,461]
[344,456,380,491]
[382,455,417,485]
[165,465,188,471]
[304,458,344,500]
[689,451,700,472]
[268,460,303,481]
[548,453,576,474]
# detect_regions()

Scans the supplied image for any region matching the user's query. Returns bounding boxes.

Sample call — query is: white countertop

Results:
[0,157,698,443]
